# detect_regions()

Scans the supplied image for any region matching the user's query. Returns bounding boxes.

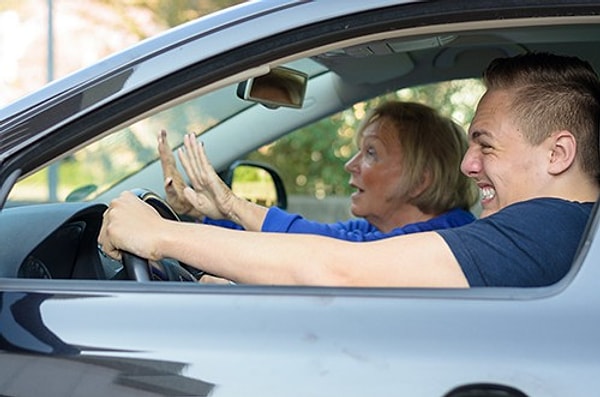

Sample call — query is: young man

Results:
[98,52,600,288]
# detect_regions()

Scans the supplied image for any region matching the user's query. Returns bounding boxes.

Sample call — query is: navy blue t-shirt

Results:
[437,198,594,287]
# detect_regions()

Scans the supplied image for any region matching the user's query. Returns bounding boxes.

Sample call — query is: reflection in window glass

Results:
[8,84,251,204]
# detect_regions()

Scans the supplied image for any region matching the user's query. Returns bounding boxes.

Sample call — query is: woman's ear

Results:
[548,130,577,175]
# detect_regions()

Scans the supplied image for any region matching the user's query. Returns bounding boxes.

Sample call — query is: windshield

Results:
[7,84,250,205]
[7,58,327,206]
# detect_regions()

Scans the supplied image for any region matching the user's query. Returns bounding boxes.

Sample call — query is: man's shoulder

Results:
[438,197,593,237]
[437,197,595,287]
[499,197,594,216]
[471,198,594,231]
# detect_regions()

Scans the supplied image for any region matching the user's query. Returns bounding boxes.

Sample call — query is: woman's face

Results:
[344,117,416,231]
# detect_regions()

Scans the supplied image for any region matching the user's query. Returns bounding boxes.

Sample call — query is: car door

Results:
[2,1,600,396]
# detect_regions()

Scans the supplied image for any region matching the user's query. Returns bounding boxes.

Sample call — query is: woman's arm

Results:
[176,133,269,231]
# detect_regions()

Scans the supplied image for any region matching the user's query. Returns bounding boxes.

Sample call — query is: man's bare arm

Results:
[99,191,468,287]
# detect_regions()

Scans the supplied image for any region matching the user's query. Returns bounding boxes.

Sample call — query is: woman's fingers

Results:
[157,130,195,215]
[158,130,177,178]
[180,134,208,189]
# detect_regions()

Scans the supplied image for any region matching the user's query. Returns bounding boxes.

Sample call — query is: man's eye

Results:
[481,144,493,153]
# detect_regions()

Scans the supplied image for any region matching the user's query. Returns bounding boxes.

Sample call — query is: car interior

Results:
[2,20,600,285]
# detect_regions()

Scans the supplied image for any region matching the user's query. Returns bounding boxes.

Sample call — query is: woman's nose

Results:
[345,153,360,173]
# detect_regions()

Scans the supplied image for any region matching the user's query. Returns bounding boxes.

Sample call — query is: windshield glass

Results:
[7,58,326,206]
[7,84,249,205]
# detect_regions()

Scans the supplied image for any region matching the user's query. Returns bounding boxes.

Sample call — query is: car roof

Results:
[0,0,407,127]
[0,0,415,163]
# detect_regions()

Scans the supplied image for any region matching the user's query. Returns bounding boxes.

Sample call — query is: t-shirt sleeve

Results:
[437,199,592,287]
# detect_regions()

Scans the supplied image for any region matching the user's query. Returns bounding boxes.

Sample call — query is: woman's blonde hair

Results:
[356,101,478,213]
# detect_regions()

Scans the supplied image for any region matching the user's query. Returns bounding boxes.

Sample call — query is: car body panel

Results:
[1,279,599,396]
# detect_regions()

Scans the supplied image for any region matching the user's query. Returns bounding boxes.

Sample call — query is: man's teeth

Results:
[481,187,496,200]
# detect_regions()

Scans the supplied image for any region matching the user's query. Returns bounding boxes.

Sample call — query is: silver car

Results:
[1,1,599,396]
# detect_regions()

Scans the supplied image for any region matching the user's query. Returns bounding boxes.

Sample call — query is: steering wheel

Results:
[121,188,205,282]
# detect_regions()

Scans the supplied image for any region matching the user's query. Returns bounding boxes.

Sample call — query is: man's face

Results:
[461,89,551,218]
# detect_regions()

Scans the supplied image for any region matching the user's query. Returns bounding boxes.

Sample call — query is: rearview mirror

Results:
[237,66,308,109]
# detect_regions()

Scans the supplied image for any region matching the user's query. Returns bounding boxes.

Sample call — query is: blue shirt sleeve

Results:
[437,198,594,287]
[202,217,244,230]
[262,206,475,242]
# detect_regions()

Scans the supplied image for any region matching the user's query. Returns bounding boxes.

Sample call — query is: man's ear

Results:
[548,130,577,175]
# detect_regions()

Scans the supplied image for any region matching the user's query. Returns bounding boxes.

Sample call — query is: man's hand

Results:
[198,274,233,284]
[98,191,166,261]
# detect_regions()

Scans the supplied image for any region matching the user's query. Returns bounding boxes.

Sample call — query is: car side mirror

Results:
[223,161,287,210]
[236,66,308,109]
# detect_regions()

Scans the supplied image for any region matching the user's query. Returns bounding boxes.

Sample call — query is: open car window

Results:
[1,6,598,292]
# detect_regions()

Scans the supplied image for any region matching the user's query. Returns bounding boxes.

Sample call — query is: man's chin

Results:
[479,207,500,218]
